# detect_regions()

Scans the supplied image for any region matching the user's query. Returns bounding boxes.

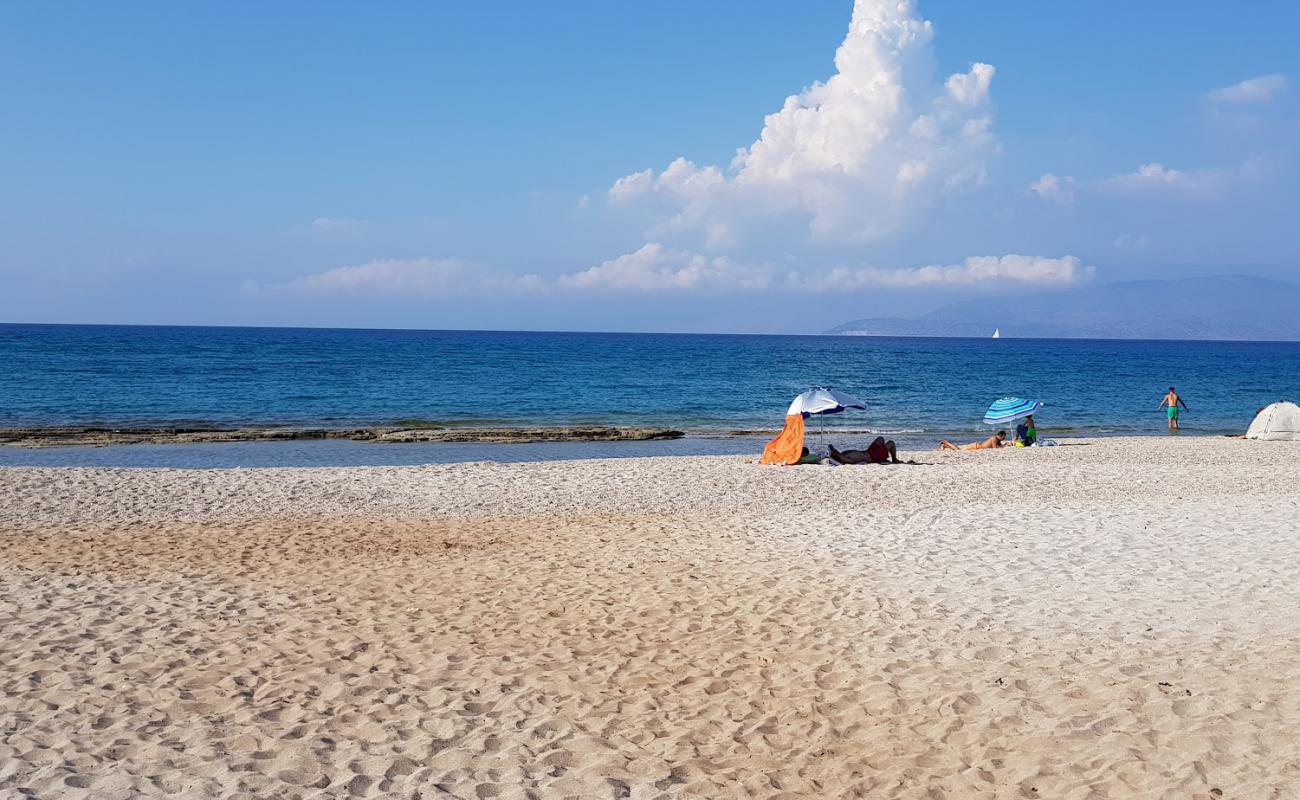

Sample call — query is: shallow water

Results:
[3,324,1295,467]
[0,436,777,469]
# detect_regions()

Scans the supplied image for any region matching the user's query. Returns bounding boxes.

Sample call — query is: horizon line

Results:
[2,320,1299,345]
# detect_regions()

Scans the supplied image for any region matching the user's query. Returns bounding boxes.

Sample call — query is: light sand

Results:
[2,436,1299,798]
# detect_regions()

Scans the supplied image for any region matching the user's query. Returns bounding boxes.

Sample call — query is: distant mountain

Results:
[828,276,1300,341]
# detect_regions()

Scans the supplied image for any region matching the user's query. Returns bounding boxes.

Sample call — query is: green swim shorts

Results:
[1167,407,1179,419]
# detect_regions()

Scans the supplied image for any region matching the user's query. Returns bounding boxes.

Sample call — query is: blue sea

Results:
[2,324,1297,467]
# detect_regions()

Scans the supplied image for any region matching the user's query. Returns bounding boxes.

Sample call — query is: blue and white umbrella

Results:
[786,388,866,453]
[983,397,1042,425]
[787,388,866,418]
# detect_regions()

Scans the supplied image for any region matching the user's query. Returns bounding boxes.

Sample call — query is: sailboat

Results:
[992,328,1001,339]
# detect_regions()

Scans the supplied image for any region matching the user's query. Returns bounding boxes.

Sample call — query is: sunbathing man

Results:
[828,437,900,464]
[938,431,1007,450]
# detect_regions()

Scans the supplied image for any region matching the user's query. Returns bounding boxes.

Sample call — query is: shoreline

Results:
[0,424,1239,449]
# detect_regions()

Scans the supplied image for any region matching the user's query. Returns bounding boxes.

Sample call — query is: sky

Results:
[2,0,1298,333]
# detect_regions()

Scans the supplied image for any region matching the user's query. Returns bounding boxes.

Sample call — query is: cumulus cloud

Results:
[553,246,1089,293]
[606,0,997,244]
[1205,74,1288,104]
[608,169,654,202]
[557,244,779,292]
[1106,163,1226,194]
[1027,173,1076,205]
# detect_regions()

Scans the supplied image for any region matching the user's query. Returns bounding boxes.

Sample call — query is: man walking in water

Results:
[1158,387,1189,431]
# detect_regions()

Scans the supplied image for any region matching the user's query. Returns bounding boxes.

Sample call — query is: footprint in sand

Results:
[973,646,1012,661]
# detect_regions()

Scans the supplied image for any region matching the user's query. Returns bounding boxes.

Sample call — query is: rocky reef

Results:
[0,426,686,448]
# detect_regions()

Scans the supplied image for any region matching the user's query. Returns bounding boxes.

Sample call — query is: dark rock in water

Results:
[0,426,685,448]
[370,427,684,444]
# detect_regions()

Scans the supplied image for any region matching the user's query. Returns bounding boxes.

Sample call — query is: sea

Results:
[2,323,1297,468]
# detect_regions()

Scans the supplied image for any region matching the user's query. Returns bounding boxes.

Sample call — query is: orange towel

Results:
[760,414,805,465]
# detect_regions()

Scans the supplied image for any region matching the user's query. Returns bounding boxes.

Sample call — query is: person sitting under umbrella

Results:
[1014,414,1037,446]
[827,437,901,464]
[938,431,1008,450]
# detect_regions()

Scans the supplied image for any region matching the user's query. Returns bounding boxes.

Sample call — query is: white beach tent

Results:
[1246,402,1300,441]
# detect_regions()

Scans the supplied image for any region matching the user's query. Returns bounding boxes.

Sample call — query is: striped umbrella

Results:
[983,397,1042,425]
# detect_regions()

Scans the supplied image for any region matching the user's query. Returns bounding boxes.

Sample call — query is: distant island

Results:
[828,275,1300,341]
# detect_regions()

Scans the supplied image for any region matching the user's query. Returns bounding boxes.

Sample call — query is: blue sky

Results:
[3,1,1297,332]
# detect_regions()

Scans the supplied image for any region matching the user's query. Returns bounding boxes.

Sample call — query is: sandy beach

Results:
[3,436,1299,798]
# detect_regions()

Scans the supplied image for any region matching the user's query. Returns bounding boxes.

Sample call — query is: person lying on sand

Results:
[828,437,901,464]
[938,431,1007,450]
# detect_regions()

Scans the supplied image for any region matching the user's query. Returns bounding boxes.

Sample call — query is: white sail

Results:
[992,328,1001,339]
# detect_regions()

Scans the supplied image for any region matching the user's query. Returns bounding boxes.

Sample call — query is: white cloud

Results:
[554,245,1089,293]
[254,247,1090,299]
[606,0,997,244]
[608,169,653,202]
[557,243,779,292]
[254,258,548,297]
[944,62,996,106]
[799,254,1091,291]
[284,258,470,295]
[1205,74,1288,104]
[655,157,726,200]
[1106,163,1226,194]
[1104,154,1281,197]
[1027,173,1076,205]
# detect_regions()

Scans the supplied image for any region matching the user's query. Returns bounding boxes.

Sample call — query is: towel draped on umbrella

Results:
[760,414,806,465]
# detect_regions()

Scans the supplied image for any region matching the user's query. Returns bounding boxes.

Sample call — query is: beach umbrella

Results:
[787,388,866,417]
[762,388,866,465]
[792,388,866,455]
[983,397,1042,425]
